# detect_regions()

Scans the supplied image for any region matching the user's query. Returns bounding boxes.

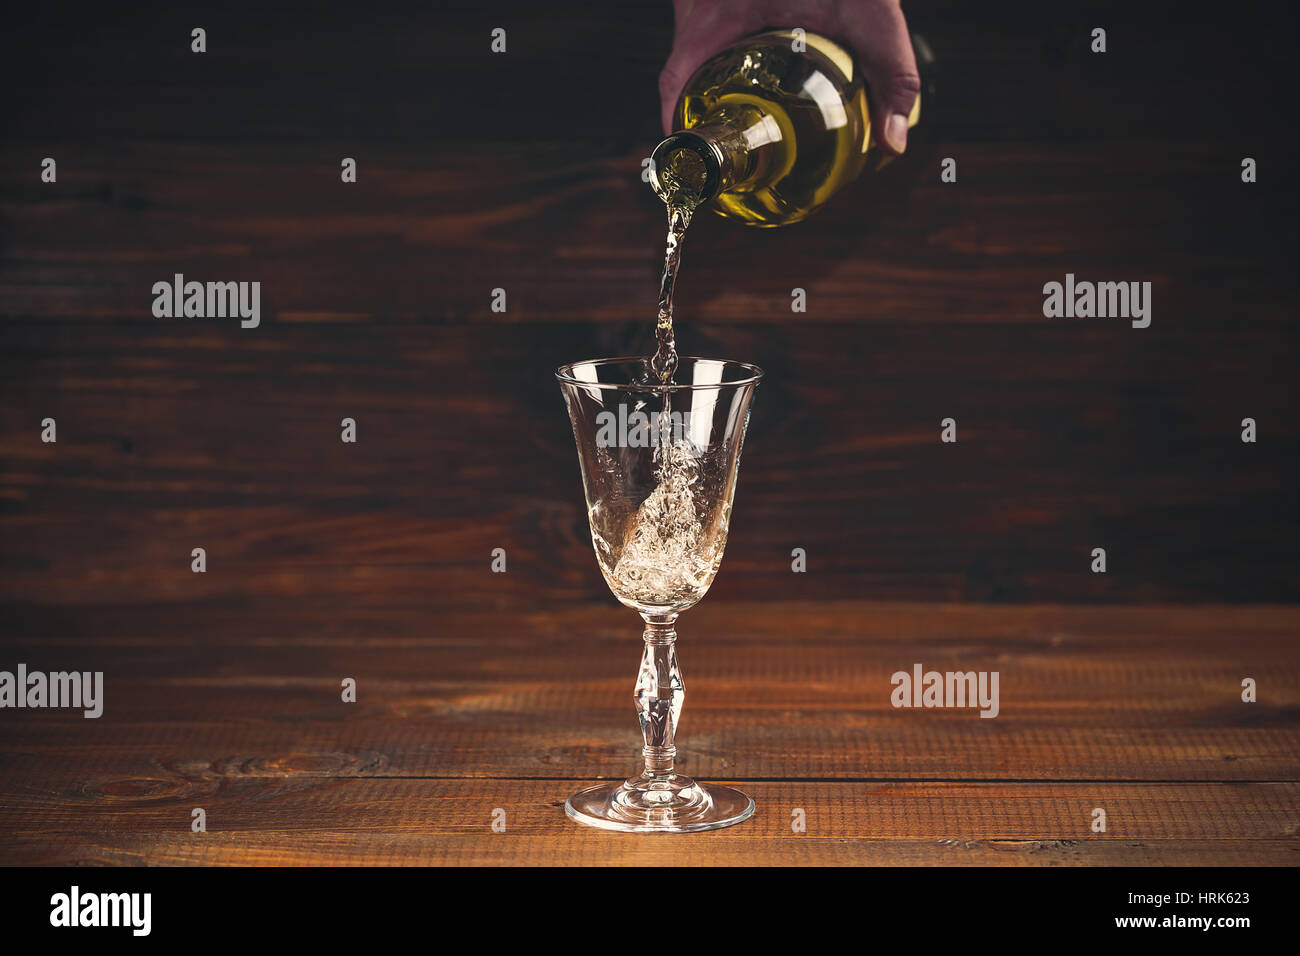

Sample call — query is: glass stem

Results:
[635,615,684,780]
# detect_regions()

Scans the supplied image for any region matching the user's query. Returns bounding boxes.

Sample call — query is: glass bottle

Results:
[650,29,925,226]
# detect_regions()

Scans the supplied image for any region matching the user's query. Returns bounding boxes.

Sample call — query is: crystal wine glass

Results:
[555,355,762,832]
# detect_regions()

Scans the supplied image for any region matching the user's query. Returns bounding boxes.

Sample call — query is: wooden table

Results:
[2,601,1295,865]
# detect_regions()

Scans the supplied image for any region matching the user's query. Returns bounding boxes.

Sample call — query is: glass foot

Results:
[565,774,754,833]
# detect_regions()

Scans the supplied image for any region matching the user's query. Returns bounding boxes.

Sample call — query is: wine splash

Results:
[650,204,691,383]
[649,145,708,384]
[598,147,722,609]
[601,405,727,610]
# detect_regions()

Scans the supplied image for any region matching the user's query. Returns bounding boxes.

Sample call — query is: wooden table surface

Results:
[2,601,1296,865]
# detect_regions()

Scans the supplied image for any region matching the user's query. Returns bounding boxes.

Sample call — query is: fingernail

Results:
[884,113,908,153]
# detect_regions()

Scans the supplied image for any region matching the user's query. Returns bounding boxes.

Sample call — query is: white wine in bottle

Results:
[650,29,925,227]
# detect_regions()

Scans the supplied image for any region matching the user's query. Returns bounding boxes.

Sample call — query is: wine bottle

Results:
[650,29,926,227]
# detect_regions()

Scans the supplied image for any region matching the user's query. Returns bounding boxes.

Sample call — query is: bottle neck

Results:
[651,105,779,207]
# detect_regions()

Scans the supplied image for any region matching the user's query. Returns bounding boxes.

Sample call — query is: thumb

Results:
[845,4,922,155]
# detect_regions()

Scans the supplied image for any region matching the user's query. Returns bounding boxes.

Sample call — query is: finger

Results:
[840,1,921,154]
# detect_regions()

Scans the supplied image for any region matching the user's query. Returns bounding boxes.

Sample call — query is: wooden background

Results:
[0,0,1297,866]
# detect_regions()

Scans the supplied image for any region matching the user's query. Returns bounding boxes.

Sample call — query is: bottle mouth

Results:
[649,132,723,207]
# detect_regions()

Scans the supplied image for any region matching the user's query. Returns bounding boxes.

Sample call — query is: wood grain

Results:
[2,781,1296,866]
[2,2,1297,602]
[1,602,1297,864]
[2,603,1297,783]
[1,316,1295,606]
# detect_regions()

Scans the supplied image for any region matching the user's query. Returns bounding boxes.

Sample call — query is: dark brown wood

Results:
[1,3,1297,603]
[1,603,1297,864]
[3,602,1299,781]
[0,314,1294,607]
[3,781,1296,866]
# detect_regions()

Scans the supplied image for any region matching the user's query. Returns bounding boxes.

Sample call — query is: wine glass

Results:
[555,355,762,832]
